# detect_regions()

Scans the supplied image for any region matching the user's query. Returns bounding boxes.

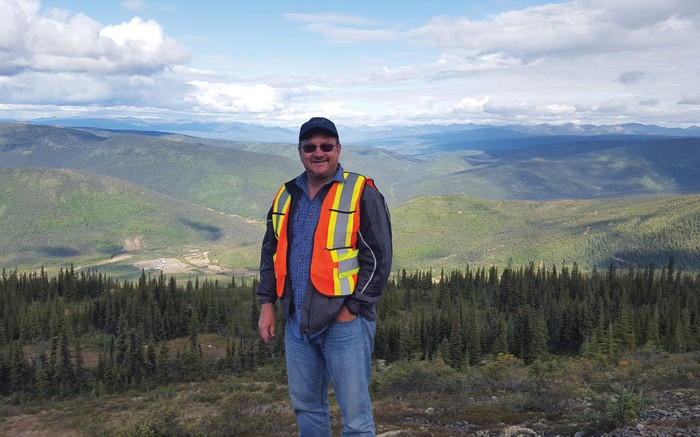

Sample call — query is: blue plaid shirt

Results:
[287,165,345,339]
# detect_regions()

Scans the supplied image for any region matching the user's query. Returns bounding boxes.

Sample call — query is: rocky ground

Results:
[604,388,700,437]
[374,388,700,437]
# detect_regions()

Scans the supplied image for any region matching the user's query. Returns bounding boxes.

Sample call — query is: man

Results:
[256,116,393,436]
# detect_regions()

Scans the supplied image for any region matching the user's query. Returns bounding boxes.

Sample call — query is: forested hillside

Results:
[392,194,700,271]
[413,136,700,200]
[0,123,298,218]
[2,168,700,274]
[2,121,700,274]
[0,168,264,272]
[4,122,700,213]
[0,122,419,212]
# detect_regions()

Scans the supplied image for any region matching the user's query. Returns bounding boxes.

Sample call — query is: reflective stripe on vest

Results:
[271,185,292,296]
[271,172,368,297]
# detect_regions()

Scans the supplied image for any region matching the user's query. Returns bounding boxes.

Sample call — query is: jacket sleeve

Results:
[345,182,393,314]
[255,206,278,305]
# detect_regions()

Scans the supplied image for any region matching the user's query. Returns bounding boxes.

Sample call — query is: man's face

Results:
[298,133,341,184]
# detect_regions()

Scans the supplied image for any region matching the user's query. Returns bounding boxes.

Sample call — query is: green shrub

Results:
[473,353,527,392]
[198,403,278,437]
[522,358,576,414]
[374,359,468,396]
[116,400,192,437]
[608,383,653,425]
[584,382,653,433]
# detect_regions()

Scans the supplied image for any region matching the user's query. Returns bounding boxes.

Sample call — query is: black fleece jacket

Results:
[255,173,393,336]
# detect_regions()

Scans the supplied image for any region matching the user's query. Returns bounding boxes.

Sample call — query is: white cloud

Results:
[545,104,577,115]
[617,71,646,85]
[101,17,163,53]
[283,12,398,44]
[484,98,535,115]
[186,81,282,113]
[323,0,699,126]
[129,75,156,86]
[300,23,396,44]
[0,0,189,75]
[638,98,660,106]
[0,0,698,127]
[452,96,489,114]
[284,13,376,26]
[0,71,112,103]
[596,99,630,113]
[678,94,700,105]
[409,0,700,60]
[122,0,145,11]
[0,0,195,115]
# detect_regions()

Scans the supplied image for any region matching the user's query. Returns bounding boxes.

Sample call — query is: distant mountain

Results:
[414,136,700,200]
[23,117,298,143]
[348,123,700,155]
[4,121,700,205]
[14,117,700,152]
[0,122,424,212]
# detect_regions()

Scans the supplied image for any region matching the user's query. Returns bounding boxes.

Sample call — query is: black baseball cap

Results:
[298,117,339,142]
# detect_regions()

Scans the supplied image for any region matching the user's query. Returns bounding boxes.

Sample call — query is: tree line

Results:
[1,258,698,401]
[0,267,275,401]
[375,258,699,368]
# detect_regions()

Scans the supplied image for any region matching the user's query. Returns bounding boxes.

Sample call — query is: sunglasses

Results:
[299,143,337,153]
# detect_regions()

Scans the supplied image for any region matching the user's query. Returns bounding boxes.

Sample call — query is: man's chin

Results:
[309,163,329,172]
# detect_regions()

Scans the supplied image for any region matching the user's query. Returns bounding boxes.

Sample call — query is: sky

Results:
[1,0,699,128]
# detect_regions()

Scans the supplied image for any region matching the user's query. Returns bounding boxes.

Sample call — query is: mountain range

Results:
[20,117,700,147]
[1,120,699,275]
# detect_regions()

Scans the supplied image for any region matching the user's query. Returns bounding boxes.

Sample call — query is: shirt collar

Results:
[295,164,344,197]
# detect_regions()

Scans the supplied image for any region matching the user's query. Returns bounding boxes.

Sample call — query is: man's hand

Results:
[335,304,357,322]
[258,303,276,342]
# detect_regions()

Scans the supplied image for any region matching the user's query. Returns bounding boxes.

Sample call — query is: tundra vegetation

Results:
[1,260,699,436]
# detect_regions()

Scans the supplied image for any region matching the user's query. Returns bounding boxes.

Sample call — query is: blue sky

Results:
[1,0,699,128]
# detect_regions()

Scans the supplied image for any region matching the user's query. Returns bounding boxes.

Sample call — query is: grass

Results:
[1,352,698,436]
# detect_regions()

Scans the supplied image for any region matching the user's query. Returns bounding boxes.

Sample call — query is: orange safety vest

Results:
[271,172,370,298]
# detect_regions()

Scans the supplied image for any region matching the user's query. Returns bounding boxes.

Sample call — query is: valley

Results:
[2,122,700,276]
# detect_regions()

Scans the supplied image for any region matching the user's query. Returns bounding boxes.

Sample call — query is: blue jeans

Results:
[285,317,377,437]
